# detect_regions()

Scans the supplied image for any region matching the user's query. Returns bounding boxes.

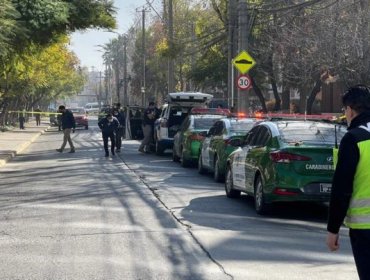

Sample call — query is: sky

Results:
[69,0,149,71]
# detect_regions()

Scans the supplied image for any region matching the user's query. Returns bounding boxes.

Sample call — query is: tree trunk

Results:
[306,75,322,115]
[250,76,267,113]
[281,81,290,112]
[360,0,370,83]
[267,53,281,111]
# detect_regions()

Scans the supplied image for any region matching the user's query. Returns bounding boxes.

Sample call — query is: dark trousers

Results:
[36,116,41,126]
[115,127,123,150]
[350,229,370,280]
[103,132,115,154]
[19,117,25,129]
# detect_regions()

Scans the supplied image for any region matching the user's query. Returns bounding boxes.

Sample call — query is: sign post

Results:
[232,51,256,74]
[236,75,252,91]
[232,50,256,113]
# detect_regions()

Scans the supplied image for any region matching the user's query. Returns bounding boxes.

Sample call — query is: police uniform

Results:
[327,111,370,279]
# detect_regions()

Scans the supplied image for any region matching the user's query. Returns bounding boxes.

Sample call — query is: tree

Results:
[0,0,21,57]
[11,0,116,46]
[0,0,117,125]
[0,37,85,125]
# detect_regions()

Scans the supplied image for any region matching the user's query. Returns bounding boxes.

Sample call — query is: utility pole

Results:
[189,22,196,91]
[99,71,102,109]
[142,8,146,106]
[115,59,120,104]
[137,7,150,106]
[104,63,108,103]
[228,0,237,109]
[167,0,175,93]
[237,1,249,113]
[123,36,128,107]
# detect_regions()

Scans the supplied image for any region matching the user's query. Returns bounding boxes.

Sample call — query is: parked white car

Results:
[84,102,100,114]
[154,92,213,155]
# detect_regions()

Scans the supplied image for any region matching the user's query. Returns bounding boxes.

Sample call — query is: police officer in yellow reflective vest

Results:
[327,85,370,279]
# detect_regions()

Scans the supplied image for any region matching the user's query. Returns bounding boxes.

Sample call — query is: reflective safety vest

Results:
[345,125,370,229]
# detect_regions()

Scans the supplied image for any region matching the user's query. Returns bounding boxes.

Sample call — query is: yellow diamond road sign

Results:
[232,50,256,74]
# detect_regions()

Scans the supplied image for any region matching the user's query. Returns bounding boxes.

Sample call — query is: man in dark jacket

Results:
[56,105,76,153]
[138,102,156,153]
[326,85,370,279]
[112,108,125,153]
[34,106,42,126]
[98,113,120,157]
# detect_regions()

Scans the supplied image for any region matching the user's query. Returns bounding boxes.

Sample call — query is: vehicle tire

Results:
[180,148,191,167]
[225,165,240,198]
[198,154,206,174]
[172,147,180,162]
[213,156,224,183]
[155,141,165,156]
[254,176,270,215]
[85,125,88,130]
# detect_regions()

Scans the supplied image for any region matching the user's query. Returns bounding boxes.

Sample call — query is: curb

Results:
[0,127,49,167]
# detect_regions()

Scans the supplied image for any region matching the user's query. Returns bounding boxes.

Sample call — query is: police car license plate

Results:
[320,183,332,193]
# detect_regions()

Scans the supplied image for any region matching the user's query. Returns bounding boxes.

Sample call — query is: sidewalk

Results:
[0,120,50,167]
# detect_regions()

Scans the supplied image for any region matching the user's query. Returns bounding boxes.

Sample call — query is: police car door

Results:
[201,126,216,169]
[232,127,258,189]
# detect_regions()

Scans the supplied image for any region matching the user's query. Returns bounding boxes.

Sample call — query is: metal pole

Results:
[231,62,234,109]
[123,36,128,107]
[237,0,249,113]
[168,0,175,93]
[99,71,102,109]
[142,9,146,106]
[228,0,237,108]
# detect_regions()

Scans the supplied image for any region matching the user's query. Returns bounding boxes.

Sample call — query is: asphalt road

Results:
[0,118,357,280]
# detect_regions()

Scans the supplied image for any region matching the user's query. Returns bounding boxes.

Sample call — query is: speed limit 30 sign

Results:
[236,75,252,90]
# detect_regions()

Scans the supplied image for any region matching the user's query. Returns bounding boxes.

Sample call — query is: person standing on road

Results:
[138,102,156,153]
[326,85,370,280]
[98,113,120,157]
[57,108,62,131]
[19,109,25,130]
[56,105,75,153]
[34,106,42,126]
[112,108,125,153]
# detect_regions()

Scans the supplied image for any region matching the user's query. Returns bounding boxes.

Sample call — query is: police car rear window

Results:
[278,121,346,145]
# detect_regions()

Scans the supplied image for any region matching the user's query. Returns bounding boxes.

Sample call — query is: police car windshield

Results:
[230,121,255,134]
[194,117,221,129]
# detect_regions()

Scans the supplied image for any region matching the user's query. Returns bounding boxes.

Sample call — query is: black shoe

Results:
[105,153,109,157]
[111,151,115,156]
[69,149,75,153]
[116,149,121,153]
[56,149,63,153]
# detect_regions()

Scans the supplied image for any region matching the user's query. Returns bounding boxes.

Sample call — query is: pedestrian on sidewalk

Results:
[56,105,75,153]
[98,113,120,157]
[326,85,370,280]
[34,106,42,126]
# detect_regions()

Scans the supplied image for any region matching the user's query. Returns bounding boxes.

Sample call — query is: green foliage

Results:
[12,0,116,46]
[0,37,85,125]
[189,45,227,88]
[0,0,22,57]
